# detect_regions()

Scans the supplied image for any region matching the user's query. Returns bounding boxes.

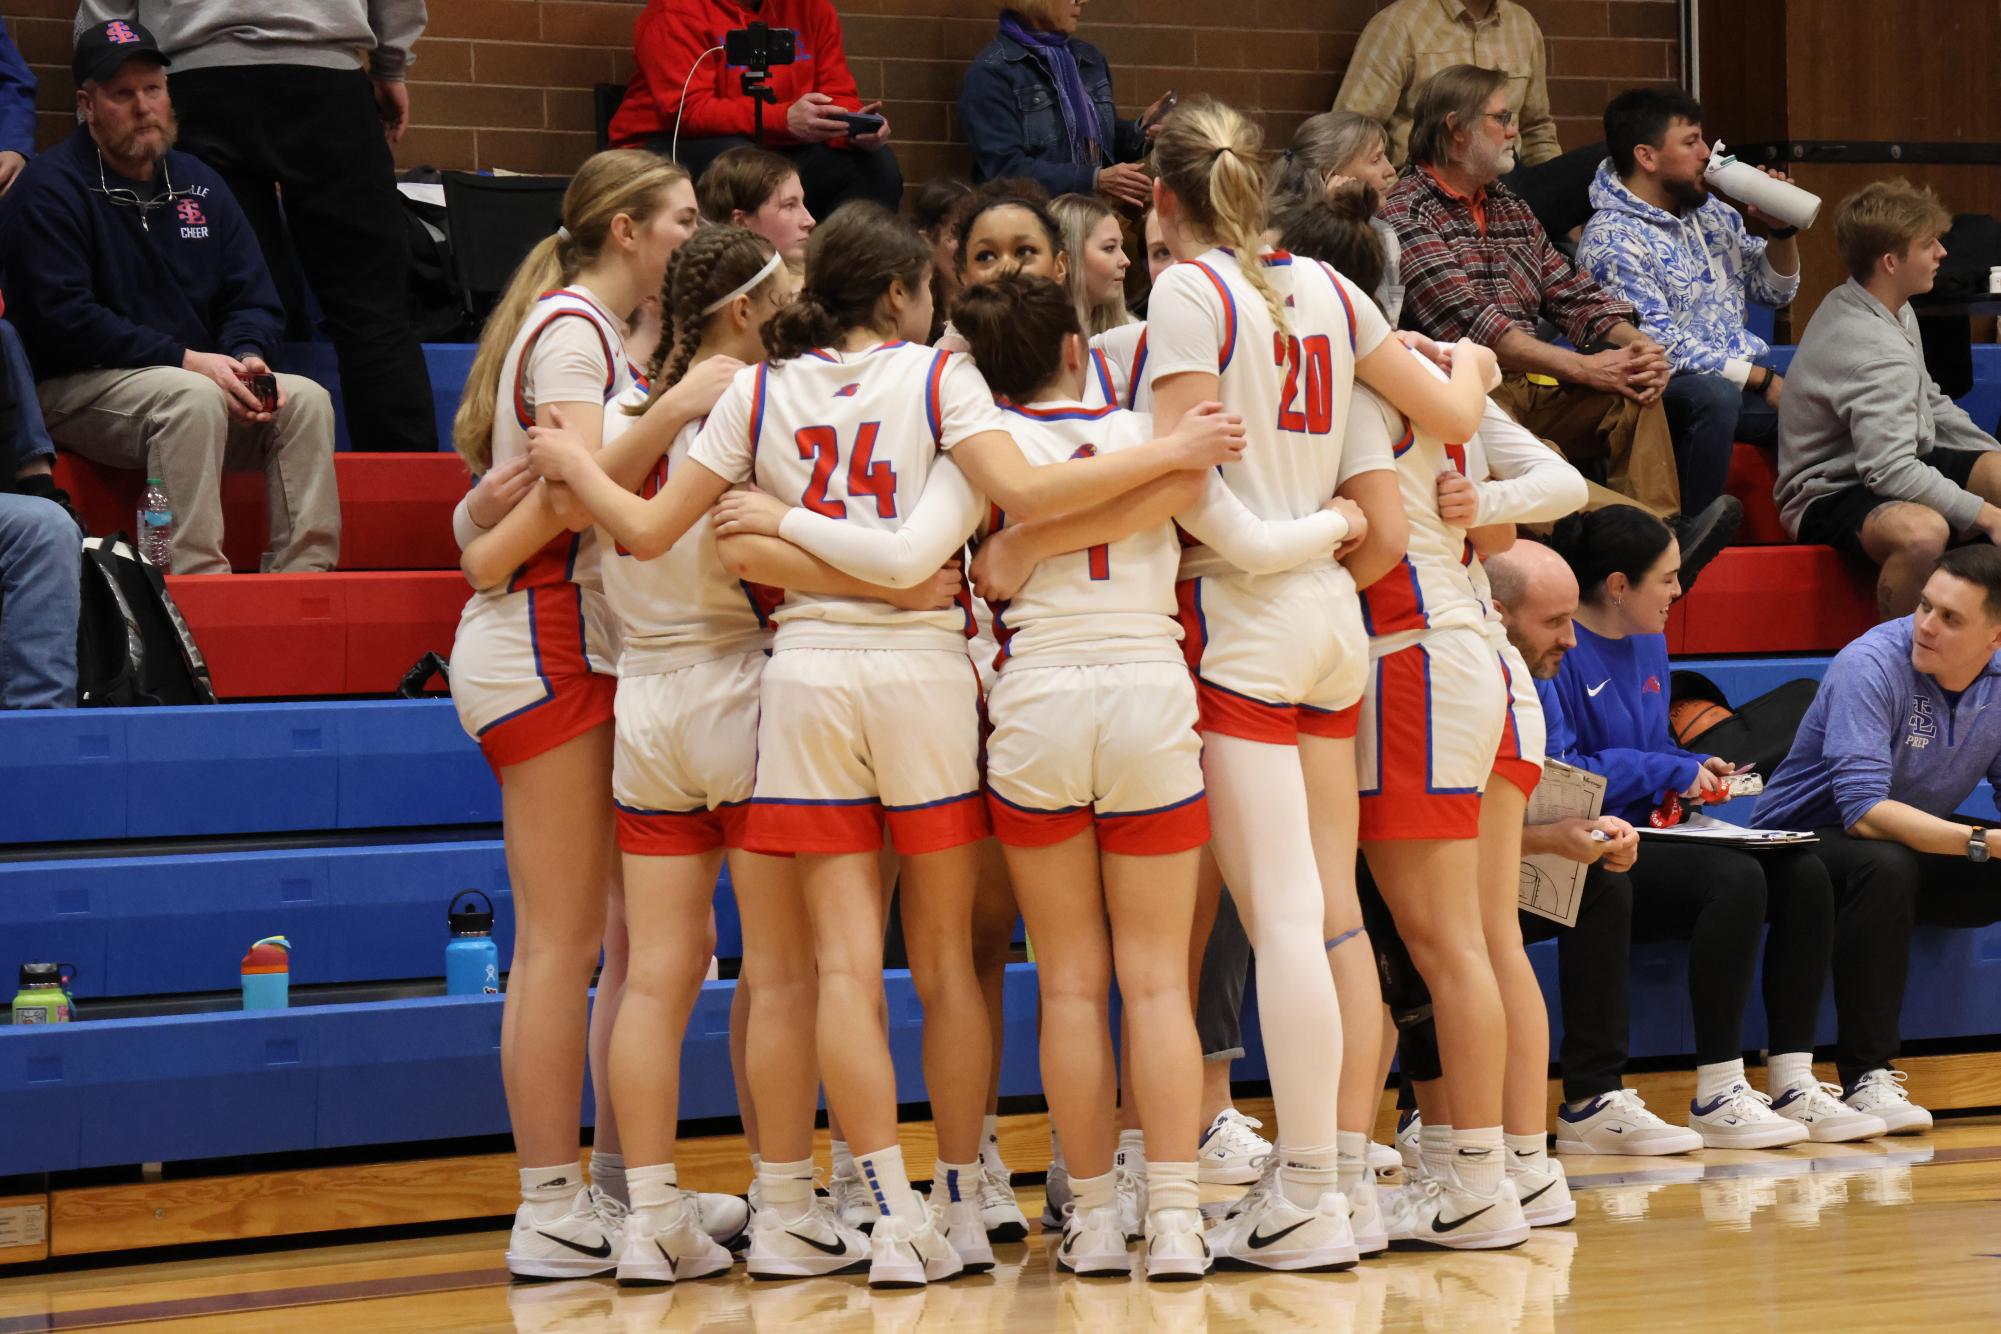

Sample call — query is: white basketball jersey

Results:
[1086,322,1152,414]
[599,394,776,677]
[488,286,633,595]
[687,340,1002,650]
[981,401,1184,671]
[1145,248,1391,579]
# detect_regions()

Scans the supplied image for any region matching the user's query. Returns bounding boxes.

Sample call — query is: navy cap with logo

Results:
[72,19,172,88]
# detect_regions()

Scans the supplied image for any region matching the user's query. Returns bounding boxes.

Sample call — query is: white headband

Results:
[701,251,787,314]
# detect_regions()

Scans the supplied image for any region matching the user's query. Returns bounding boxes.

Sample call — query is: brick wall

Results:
[9,1,1680,178]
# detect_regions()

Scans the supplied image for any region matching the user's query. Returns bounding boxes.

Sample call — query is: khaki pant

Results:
[1490,374,1681,518]
[38,366,340,574]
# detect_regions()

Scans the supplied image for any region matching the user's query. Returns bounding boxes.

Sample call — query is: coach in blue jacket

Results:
[1757,545,2001,1135]
[0,20,336,574]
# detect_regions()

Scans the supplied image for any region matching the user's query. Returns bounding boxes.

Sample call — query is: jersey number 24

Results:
[795,422,899,520]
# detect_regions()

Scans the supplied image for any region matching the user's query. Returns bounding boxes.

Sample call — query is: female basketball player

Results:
[1141,97,1495,1272]
[1050,193,1135,337]
[513,201,1245,1289]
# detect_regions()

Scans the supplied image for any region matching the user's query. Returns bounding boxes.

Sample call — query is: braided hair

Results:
[628,224,777,414]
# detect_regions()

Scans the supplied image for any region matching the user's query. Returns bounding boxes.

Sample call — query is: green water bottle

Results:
[12,963,74,1025]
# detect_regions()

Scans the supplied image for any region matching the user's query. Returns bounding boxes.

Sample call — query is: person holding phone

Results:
[959,2,1171,208]
[610,0,903,223]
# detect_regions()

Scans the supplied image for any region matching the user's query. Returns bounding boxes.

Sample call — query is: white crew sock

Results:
[1419,1123,1455,1181]
[981,1114,1008,1178]
[1505,1131,1548,1174]
[1147,1162,1200,1216]
[627,1161,678,1213]
[855,1144,923,1220]
[830,1138,857,1180]
[1070,1169,1115,1215]
[1452,1126,1505,1196]
[1115,1128,1147,1172]
[1335,1129,1369,1196]
[758,1157,815,1217]
[1768,1051,1816,1093]
[1277,1143,1340,1210]
[932,1158,980,1205]
[520,1161,583,1223]
[1696,1058,1749,1102]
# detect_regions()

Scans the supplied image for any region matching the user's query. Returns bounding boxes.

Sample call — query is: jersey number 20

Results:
[1273,332,1334,434]
[796,422,899,520]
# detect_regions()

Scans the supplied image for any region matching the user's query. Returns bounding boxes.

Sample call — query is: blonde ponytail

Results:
[1152,98,1289,336]
[451,150,691,471]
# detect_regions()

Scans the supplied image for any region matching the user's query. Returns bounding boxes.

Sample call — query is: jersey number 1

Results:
[1273,332,1334,434]
[796,422,898,520]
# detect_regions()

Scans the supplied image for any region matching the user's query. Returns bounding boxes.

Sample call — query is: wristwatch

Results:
[1969,828,1989,863]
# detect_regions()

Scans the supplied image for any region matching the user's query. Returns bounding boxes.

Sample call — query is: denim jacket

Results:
[958,29,1145,197]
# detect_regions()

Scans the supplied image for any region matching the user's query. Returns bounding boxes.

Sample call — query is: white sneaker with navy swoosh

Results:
[1554,1089,1703,1156]
[1688,1082,1810,1149]
[1054,1204,1132,1277]
[1207,1186,1359,1273]
[1771,1080,1889,1142]
[1196,1108,1273,1185]
[1401,1169,1530,1251]
[1843,1068,1934,1135]
[508,1187,620,1280]
[614,1196,735,1286]
[866,1210,964,1289]
[746,1197,871,1280]
[1508,1160,1576,1227]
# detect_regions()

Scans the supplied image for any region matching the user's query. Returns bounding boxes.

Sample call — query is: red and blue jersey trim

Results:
[1185,260,1238,372]
[925,348,953,443]
[1089,347,1116,404]
[1001,400,1121,422]
[1126,327,1149,408]
[1319,261,1359,352]
[748,362,770,459]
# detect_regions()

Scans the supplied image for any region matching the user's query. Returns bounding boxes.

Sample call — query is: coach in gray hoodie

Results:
[1777,180,2001,619]
[75,3,437,453]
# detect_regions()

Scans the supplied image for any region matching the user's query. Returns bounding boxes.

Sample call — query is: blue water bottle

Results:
[446,890,500,996]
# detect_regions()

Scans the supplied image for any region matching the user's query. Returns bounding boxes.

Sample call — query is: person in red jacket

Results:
[611,0,902,221]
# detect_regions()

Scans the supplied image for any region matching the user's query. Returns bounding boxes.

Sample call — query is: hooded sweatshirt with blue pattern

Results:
[1576,157,1800,390]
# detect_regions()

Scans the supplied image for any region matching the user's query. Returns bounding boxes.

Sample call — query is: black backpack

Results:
[76,535,218,707]
[1668,670,1818,776]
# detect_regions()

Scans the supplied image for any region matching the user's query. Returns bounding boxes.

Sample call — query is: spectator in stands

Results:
[1777,181,2001,619]
[1268,112,1405,323]
[0,318,80,709]
[1481,541,1702,1155]
[78,2,437,455]
[0,18,35,194]
[1335,0,1601,240]
[610,0,901,223]
[0,21,338,574]
[1755,545,2001,1136]
[958,2,1169,208]
[1578,89,1801,519]
[695,145,815,267]
[1382,65,1741,590]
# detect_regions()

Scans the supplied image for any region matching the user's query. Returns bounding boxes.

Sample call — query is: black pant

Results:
[1812,826,2001,1087]
[1194,890,1251,1061]
[170,65,437,453]
[1627,843,1834,1064]
[1520,867,1635,1103]
[1499,142,1606,242]
[661,135,904,223]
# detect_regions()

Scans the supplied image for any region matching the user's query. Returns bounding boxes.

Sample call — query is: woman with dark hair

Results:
[957,1,1169,207]
[1545,509,1880,1150]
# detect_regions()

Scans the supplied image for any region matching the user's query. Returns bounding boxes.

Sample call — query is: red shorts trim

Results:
[1490,757,1544,800]
[478,670,616,773]
[987,792,1093,849]
[1193,677,1301,745]
[885,790,991,855]
[1097,791,1211,855]
[615,800,749,856]
[1300,701,1361,740]
[744,798,883,855]
[1357,789,1483,841]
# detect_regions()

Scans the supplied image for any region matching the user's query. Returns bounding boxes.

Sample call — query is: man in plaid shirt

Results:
[1382,64,1743,585]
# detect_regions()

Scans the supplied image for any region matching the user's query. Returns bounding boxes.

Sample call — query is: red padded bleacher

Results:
[54,453,468,571]
[166,572,466,698]
[1666,544,1877,654]
[1724,442,1790,545]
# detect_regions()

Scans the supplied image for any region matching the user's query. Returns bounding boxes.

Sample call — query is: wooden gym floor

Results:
[5,1115,2000,1332]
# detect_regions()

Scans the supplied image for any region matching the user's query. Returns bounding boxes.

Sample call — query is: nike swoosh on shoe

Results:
[1248,1219,1314,1249]
[536,1230,612,1258]
[1431,1204,1495,1234]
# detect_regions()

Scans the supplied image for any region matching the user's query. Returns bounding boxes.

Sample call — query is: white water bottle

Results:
[137,476,174,568]
[1705,141,1821,231]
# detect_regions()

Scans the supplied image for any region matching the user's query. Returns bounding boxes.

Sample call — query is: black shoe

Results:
[1670,496,1742,596]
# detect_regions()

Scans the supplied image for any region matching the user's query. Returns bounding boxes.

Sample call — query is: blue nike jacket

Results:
[1549,623,1707,823]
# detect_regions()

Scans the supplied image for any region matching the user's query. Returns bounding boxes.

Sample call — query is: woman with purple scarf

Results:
[958,1,1169,208]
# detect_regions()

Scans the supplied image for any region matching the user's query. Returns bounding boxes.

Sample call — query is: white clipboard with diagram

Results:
[1519,761,1606,927]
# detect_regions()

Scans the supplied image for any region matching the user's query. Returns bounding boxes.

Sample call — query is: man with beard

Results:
[0,20,338,574]
[1382,65,1742,592]
[1578,89,1802,524]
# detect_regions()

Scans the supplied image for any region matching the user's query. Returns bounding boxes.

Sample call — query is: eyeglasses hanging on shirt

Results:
[89,151,198,232]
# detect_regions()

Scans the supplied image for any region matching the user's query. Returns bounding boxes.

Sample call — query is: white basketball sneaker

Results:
[1508,1160,1576,1228]
[1196,1108,1272,1185]
[1771,1080,1890,1142]
[1378,1179,1417,1243]
[1369,1140,1402,1174]
[1402,1168,1530,1251]
[1054,1204,1133,1277]
[507,1187,620,1280]
[1554,1089,1704,1156]
[1843,1068,1934,1135]
[1208,1181,1359,1273]
[927,1194,996,1275]
[826,1169,878,1233]
[1395,1109,1422,1172]
[975,1164,1029,1243]
[1114,1153,1147,1242]
[745,1197,871,1280]
[1142,1208,1210,1283]
[686,1189,751,1251]
[614,1195,735,1286]
[866,1211,964,1289]
[1347,1174,1389,1257]
[1688,1081,1811,1149]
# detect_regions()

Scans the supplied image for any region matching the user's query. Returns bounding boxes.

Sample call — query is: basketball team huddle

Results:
[446,97,1603,1292]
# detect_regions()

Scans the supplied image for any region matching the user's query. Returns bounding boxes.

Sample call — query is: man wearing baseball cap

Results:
[0,19,339,574]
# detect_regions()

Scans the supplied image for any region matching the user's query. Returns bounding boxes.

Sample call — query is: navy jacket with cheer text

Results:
[0,127,283,380]
[1550,622,1708,824]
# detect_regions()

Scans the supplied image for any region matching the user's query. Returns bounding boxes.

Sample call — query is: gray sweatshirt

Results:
[76,2,427,79]
[1775,276,1998,535]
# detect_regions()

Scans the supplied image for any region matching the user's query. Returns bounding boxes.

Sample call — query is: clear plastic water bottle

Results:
[137,476,174,568]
